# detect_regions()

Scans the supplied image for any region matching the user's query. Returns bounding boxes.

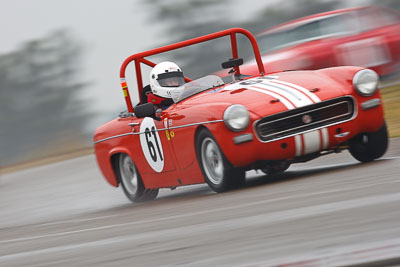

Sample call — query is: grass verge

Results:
[381,83,400,138]
[0,147,93,175]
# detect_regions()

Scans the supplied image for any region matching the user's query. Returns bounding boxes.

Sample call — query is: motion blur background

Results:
[1,0,399,168]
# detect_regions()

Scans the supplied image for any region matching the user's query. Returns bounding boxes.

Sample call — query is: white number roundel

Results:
[139,117,165,173]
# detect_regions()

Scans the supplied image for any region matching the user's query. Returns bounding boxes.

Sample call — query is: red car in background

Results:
[242,6,400,77]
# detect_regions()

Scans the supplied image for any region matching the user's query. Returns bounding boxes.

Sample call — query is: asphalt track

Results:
[0,139,399,267]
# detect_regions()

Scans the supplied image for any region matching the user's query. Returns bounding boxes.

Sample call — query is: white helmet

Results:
[149,61,185,98]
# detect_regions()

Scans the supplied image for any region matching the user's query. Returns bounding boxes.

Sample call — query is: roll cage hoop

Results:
[119,28,265,113]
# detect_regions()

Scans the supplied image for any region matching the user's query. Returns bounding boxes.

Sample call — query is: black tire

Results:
[117,153,159,202]
[349,122,389,163]
[196,129,245,193]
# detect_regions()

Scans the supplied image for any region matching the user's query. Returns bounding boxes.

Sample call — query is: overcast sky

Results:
[1,0,165,122]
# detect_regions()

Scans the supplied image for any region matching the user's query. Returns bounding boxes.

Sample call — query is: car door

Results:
[128,112,180,189]
[165,105,207,186]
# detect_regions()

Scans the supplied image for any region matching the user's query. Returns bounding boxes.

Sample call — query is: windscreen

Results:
[171,75,224,103]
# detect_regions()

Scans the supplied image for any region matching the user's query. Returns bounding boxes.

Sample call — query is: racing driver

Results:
[144,61,185,109]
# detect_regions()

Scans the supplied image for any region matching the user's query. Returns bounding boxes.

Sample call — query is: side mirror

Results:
[134,103,155,118]
[221,58,243,69]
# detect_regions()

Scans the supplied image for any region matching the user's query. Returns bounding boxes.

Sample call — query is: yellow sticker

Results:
[165,130,170,140]
[123,89,128,97]
[170,131,175,138]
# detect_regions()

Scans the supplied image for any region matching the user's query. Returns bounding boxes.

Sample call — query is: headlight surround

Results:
[353,69,379,96]
[223,104,250,132]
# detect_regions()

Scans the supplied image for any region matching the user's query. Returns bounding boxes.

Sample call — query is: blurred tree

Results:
[371,0,400,10]
[0,30,91,167]
[142,0,236,78]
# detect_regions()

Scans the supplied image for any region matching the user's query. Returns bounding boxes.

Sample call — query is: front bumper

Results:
[213,94,385,168]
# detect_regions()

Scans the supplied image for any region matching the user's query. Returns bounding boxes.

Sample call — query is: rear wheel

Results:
[196,129,245,193]
[118,153,158,202]
[349,122,388,163]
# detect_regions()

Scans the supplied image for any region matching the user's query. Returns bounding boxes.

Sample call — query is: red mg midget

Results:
[241,6,400,78]
[94,28,388,202]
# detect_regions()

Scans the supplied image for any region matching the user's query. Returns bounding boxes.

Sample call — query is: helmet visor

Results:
[157,71,185,87]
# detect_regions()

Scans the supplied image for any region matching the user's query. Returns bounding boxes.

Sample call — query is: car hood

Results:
[179,67,359,118]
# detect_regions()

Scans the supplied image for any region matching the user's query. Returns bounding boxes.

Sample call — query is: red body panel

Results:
[95,66,385,189]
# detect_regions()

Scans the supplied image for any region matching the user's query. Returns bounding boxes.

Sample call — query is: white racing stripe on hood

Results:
[271,79,321,103]
[248,86,295,109]
[224,77,329,157]
[223,80,296,109]
[258,81,313,107]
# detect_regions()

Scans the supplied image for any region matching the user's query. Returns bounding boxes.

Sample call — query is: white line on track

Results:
[1,192,400,262]
[35,214,124,227]
[383,156,400,160]
[289,156,400,171]
[196,237,400,267]
[0,236,128,262]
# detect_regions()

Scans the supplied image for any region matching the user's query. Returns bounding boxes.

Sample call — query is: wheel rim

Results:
[201,137,224,185]
[119,154,138,195]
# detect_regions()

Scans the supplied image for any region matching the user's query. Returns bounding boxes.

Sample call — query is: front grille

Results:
[255,96,355,142]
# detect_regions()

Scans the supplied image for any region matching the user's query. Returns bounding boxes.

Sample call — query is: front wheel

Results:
[349,122,388,163]
[196,129,245,193]
[118,153,159,202]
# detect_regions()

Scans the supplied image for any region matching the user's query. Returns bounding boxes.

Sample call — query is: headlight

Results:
[353,69,379,96]
[223,104,250,132]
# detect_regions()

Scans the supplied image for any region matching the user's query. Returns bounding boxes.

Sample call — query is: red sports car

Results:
[94,28,388,202]
[241,6,400,78]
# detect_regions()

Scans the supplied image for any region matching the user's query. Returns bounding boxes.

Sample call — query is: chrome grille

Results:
[255,96,355,142]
